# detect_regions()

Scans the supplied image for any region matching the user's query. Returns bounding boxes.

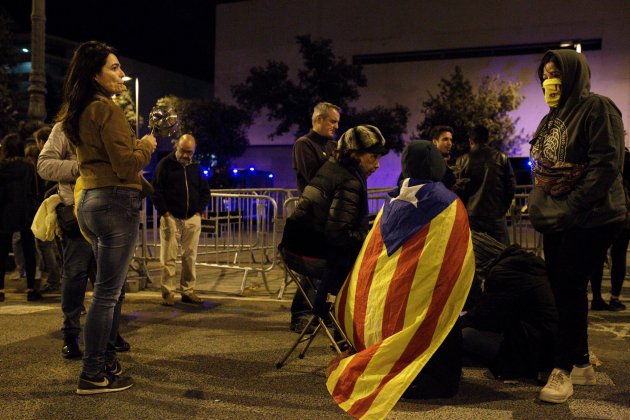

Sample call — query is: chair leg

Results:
[276,256,353,367]
[276,315,319,368]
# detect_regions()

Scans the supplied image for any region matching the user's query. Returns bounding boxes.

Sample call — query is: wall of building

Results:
[215,0,630,188]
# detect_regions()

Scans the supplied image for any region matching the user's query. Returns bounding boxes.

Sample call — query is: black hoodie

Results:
[528,49,625,233]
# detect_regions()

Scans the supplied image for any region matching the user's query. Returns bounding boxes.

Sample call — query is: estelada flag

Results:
[326,178,475,419]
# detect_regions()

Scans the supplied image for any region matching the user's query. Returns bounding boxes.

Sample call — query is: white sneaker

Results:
[571,364,596,385]
[539,368,573,403]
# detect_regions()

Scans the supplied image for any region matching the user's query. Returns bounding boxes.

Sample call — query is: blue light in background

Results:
[203,169,209,176]
[527,160,532,167]
[232,169,238,174]
[249,167,255,172]
[268,174,274,178]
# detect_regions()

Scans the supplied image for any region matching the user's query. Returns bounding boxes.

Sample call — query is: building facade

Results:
[215,0,629,188]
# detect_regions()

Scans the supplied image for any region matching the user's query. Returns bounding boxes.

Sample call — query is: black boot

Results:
[114,334,131,352]
[62,336,83,359]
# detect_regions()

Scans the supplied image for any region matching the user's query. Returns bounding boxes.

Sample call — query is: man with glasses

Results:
[152,134,210,306]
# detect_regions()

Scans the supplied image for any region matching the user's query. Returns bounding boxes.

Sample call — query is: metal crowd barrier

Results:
[508,185,543,256]
[132,191,281,294]
[131,185,543,295]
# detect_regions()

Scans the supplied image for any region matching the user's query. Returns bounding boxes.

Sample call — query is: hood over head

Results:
[538,49,591,108]
[401,140,446,182]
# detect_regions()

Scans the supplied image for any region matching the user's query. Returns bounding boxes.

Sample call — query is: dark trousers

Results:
[591,229,629,298]
[404,323,463,399]
[543,224,618,371]
[36,238,61,286]
[610,230,629,296]
[284,250,326,321]
[290,279,317,320]
[0,230,36,290]
[60,231,95,338]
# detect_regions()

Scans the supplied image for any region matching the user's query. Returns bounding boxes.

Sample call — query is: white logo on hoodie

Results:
[532,118,568,163]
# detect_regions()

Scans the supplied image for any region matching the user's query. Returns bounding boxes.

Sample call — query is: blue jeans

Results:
[77,187,140,376]
[60,232,94,338]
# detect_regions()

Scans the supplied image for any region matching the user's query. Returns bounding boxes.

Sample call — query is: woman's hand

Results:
[140,133,157,153]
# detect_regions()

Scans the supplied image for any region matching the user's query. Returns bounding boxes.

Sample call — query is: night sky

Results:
[1,0,231,82]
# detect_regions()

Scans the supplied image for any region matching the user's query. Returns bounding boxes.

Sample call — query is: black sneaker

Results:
[591,298,609,311]
[114,334,131,352]
[105,360,123,376]
[62,336,83,359]
[76,371,133,395]
[609,298,626,311]
[27,290,43,301]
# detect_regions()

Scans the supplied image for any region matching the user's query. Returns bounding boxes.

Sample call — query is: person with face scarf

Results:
[529,49,625,404]
[151,134,211,306]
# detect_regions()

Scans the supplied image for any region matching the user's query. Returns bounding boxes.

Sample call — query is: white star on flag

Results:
[390,178,424,207]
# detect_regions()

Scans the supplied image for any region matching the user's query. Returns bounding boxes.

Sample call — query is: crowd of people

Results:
[0,40,626,409]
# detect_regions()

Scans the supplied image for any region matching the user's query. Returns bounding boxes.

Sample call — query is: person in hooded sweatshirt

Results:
[528,49,625,404]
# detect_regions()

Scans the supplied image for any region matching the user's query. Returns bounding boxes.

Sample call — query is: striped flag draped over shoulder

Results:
[326,178,475,419]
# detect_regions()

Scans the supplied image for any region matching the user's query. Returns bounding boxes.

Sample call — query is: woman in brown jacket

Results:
[57,41,156,395]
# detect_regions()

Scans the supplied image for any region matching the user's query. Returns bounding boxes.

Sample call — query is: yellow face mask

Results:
[542,78,562,108]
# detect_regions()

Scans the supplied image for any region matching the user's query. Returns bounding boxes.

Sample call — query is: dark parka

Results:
[528,49,625,233]
[281,156,369,260]
[151,152,211,219]
[0,158,38,233]
[462,245,559,379]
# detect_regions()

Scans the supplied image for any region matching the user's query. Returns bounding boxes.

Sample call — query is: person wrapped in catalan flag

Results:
[326,140,475,419]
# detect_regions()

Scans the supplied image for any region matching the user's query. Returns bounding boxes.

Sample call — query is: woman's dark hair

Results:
[537,52,559,83]
[56,41,116,146]
[0,133,24,159]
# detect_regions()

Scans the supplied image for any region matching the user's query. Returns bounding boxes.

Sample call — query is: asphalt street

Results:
[1,263,629,419]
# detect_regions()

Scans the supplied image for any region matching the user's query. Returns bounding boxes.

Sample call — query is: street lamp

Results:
[122,76,140,135]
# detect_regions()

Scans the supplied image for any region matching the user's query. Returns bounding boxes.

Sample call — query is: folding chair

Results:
[275,247,353,369]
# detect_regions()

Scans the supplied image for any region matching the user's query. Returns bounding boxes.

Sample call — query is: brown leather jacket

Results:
[77,94,153,190]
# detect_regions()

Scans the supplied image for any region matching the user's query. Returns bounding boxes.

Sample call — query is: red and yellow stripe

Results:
[327,198,474,419]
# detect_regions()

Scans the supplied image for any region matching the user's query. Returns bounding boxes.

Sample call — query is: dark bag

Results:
[56,204,79,234]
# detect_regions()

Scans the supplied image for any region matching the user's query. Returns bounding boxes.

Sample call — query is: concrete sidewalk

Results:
[1,263,629,419]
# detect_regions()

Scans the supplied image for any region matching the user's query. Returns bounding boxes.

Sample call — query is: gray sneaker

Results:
[539,368,573,403]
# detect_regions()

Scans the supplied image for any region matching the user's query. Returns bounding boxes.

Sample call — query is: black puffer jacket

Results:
[281,156,369,259]
[455,145,515,218]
